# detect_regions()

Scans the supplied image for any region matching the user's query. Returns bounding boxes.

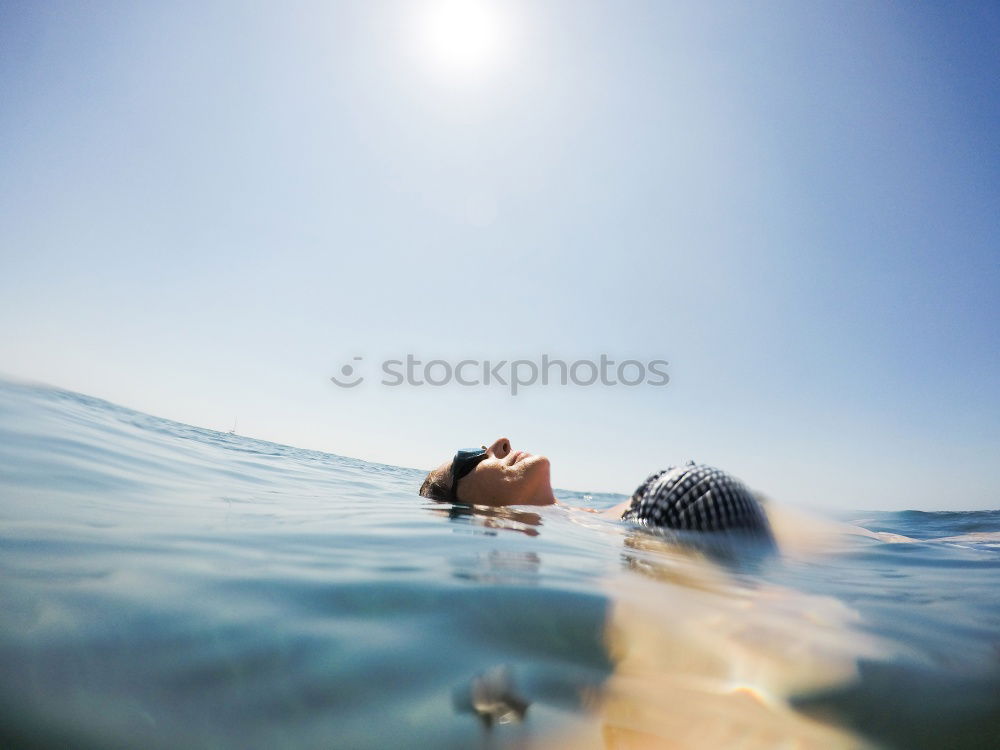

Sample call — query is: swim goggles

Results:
[450,446,488,502]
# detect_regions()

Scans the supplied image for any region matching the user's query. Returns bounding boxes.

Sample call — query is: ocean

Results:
[0,379,997,749]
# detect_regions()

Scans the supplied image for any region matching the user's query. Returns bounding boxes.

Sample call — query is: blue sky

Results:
[1,0,997,510]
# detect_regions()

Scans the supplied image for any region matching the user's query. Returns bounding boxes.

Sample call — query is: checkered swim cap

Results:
[621,462,772,537]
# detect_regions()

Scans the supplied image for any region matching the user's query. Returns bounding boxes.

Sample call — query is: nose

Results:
[487,437,511,459]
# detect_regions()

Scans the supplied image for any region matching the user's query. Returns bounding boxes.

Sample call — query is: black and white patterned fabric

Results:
[621,462,772,537]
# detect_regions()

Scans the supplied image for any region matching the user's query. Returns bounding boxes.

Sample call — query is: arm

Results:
[554,498,631,518]
[600,499,631,519]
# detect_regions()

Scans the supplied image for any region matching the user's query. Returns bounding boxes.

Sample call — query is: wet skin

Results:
[440,437,557,507]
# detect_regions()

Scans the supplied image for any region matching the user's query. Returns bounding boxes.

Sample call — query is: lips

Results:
[510,450,530,465]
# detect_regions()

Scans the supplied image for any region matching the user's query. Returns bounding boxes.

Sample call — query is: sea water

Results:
[0,379,997,749]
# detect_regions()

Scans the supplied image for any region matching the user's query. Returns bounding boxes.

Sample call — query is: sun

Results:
[416,0,509,79]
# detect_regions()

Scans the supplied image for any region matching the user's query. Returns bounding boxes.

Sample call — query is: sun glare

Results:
[417,0,509,79]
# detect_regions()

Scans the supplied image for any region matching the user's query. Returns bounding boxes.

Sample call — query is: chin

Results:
[523,454,550,475]
[523,456,553,503]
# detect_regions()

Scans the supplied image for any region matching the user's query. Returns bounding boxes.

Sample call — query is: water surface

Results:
[0,380,997,748]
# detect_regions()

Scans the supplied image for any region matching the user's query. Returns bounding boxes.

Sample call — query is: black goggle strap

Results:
[449,446,488,502]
